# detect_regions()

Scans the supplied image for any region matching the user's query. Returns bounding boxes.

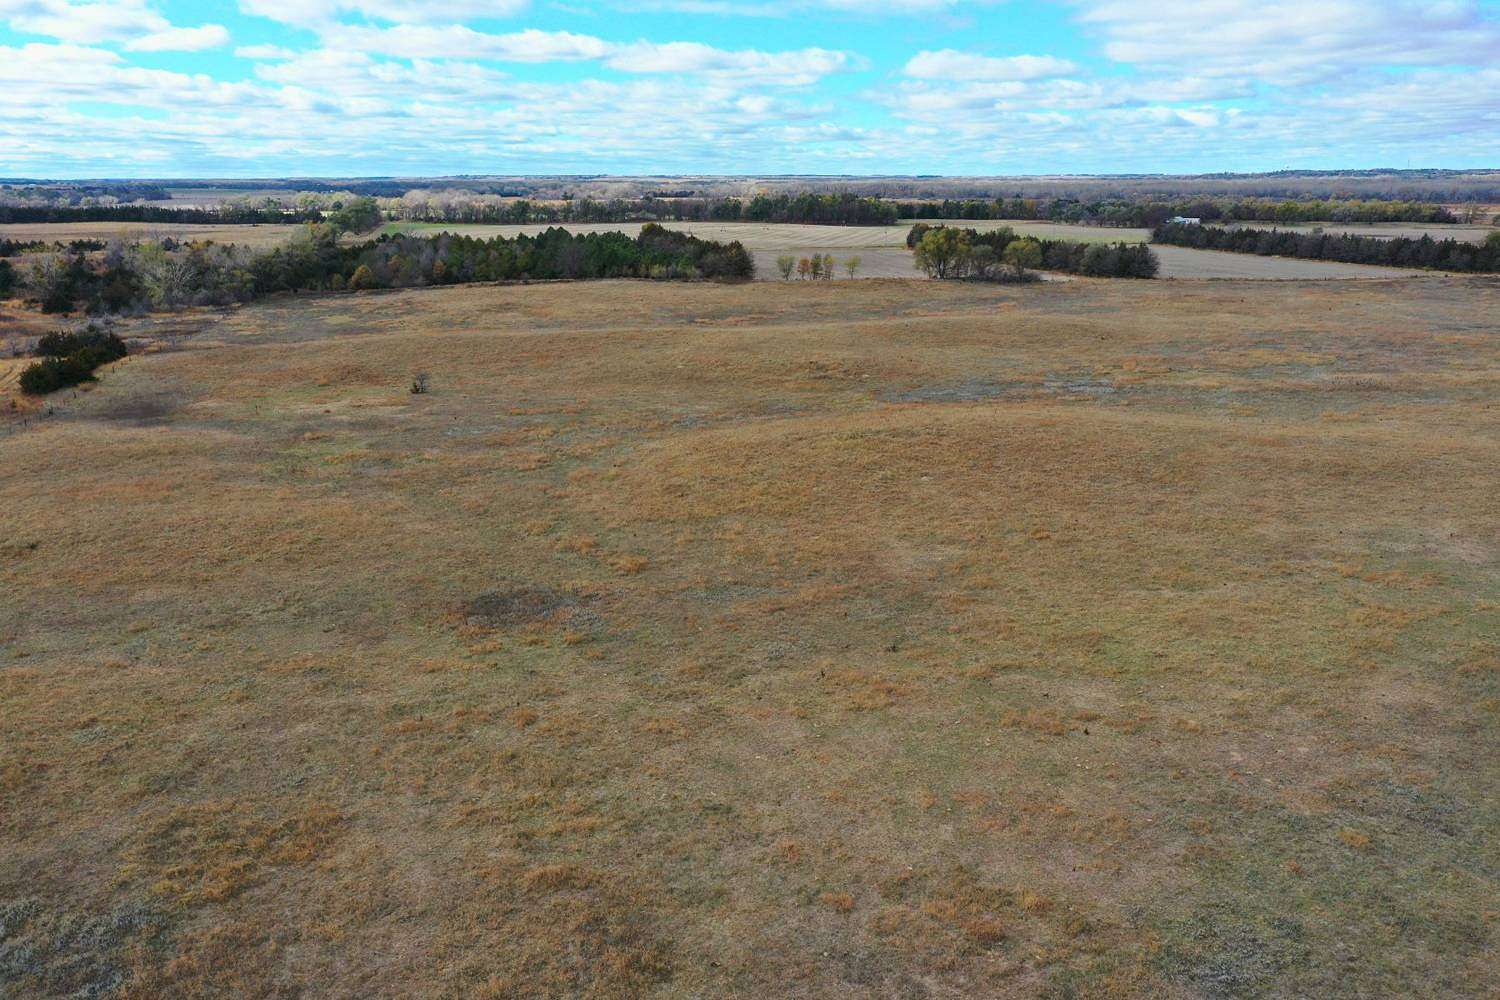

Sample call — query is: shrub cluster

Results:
[1153,222,1500,273]
[909,225,1158,280]
[19,326,128,395]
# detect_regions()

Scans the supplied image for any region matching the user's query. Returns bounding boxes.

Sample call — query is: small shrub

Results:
[820,891,855,913]
[36,327,126,361]
[349,264,377,291]
[19,355,96,394]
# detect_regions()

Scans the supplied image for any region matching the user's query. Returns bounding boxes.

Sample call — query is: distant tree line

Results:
[10,170,1500,213]
[766,170,1500,205]
[0,182,171,205]
[14,223,753,316]
[1152,222,1500,273]
[897,198,1460,227]
[907,225,1158,280]
[0,203,323,225]
[388,191,899,226]
[5,188,1473,230]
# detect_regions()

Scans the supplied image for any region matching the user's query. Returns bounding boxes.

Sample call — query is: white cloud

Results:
[326,24,612,61]
[0,0,229,50]
[904,50,1076,81]
[1074,0,1500,80]
[607,41,853,84]
[238,0,530,28]
[314,24,853,84]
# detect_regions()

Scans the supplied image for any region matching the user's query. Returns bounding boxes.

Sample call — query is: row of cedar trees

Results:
[1153,222,1500,273]
[1,238,107,257]
[11,224,755,315]
[907,224,1159,281]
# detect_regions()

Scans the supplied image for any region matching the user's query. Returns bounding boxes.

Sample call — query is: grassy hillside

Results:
[2,277,1497,997]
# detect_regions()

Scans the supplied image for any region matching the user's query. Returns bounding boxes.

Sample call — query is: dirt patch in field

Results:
[464,587,597,630]
[84,388,185,425]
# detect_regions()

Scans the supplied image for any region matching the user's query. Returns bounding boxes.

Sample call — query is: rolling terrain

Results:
[2,276,1498,997]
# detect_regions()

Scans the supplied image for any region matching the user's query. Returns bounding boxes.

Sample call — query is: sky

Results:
[2,0,1499,178]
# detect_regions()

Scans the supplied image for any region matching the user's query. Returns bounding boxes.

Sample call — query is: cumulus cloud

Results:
[0,0,229,49]
[607,41,854,84]
[1073,0,1500,80]
[316,24,854,84]
[239,0,531,28]
[326,24,614,61]
[904,50,1077,81]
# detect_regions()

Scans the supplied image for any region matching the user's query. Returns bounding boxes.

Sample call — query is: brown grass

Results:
[1,275,1497,997]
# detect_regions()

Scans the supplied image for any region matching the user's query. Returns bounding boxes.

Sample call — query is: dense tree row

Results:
[897,198,1459,227]
[907,225,1158,280]
[1153,222,1500,273]
[14,224,753,315]
[342,225,754,289]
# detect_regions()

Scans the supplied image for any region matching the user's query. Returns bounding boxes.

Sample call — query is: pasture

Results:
[2,275,1497,997]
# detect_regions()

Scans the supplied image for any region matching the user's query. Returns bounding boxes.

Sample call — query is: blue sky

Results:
[2,0,1499,177]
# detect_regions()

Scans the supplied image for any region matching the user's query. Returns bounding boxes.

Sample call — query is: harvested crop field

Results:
[3,276,1498,997]
[387,220,1430,281]
[1150,244,1416,280]
[0,221,306,248]
[1223,222,1499,243]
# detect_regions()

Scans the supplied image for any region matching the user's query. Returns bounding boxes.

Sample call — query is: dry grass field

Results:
[2,276,1498,998]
